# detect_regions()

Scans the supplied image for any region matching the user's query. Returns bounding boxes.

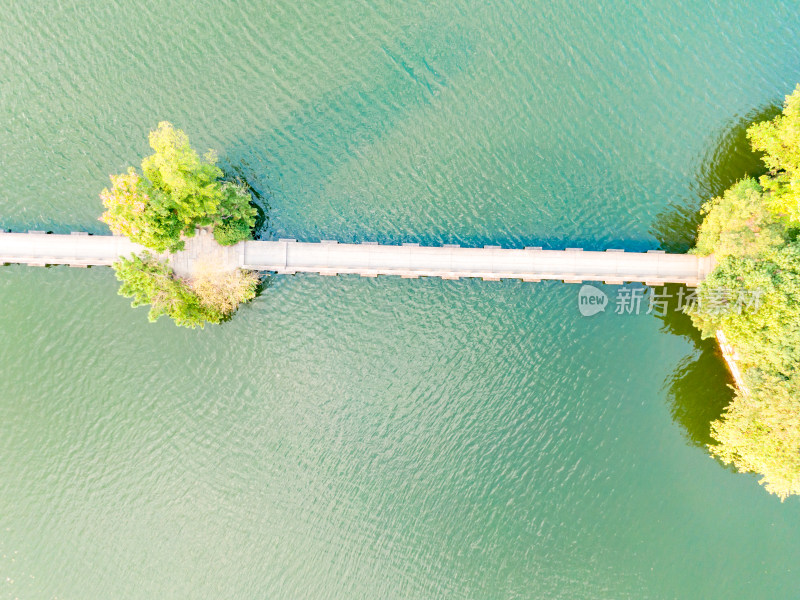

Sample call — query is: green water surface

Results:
[1,1,799,598]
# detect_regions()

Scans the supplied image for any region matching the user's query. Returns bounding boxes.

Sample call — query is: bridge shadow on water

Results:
[650,104,779,447]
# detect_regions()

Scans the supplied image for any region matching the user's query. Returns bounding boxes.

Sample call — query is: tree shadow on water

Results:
[219,162,274,299]
[650,103,780,447]
[650,104,780,254]
[654,285,733,447]
[220,162,272,238]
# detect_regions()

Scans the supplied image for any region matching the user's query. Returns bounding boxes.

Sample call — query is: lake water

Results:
[1,1,799,598]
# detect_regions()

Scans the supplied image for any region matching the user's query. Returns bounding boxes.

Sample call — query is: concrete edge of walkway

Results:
[0,231,716,286]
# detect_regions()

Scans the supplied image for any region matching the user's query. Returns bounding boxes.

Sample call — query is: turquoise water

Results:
[1,1,799,598]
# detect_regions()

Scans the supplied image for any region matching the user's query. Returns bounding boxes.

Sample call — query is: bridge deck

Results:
[243,240,714,285]
[0,231,143,267]
[0,232,714,285]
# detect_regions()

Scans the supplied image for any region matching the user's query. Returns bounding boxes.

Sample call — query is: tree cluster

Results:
[690,86,800,499]
[113,253,258,328]
[100,122,256,252]
[102,122,261,328]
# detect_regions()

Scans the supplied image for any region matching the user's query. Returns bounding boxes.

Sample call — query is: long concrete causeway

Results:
[0,231,715,286]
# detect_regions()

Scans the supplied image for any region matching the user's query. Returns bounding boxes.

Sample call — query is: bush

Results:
[213,182,257,245]
[191,263,259,314]
[213,219,252,246]
[113,253,245,328]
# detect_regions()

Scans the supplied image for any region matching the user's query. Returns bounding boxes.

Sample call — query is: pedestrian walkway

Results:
[0,231,715,286]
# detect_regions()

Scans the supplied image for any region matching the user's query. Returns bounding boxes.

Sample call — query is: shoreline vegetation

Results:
[689,85,800,499]
[101,122,259,328]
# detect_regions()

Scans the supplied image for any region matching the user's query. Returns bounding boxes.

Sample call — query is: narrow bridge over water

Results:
[0,231,715,286]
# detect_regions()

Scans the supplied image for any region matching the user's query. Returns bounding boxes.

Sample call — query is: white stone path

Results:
[0,231,715,286]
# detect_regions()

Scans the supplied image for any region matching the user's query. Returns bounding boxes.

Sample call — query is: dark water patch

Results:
[654,283,733,448]
[693,104,781,200]
[252,272,273,300]
[220,162,272,237]
[650,104,780,254]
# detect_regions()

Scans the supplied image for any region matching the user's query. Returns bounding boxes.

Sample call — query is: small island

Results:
[100,122,260,328]
[688,86,800,499]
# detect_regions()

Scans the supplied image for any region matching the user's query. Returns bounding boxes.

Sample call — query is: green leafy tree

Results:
[690,86,800,499]
[100,168,184,253]
[213,182,257,246]
[113,253,224,328]
[100,122,256,252]
[748,84,800,222]
[113,253,259,328]
[140,122,225,230]
[710,373,800,500]
[689,244,800,373]
[692,178,784,259]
